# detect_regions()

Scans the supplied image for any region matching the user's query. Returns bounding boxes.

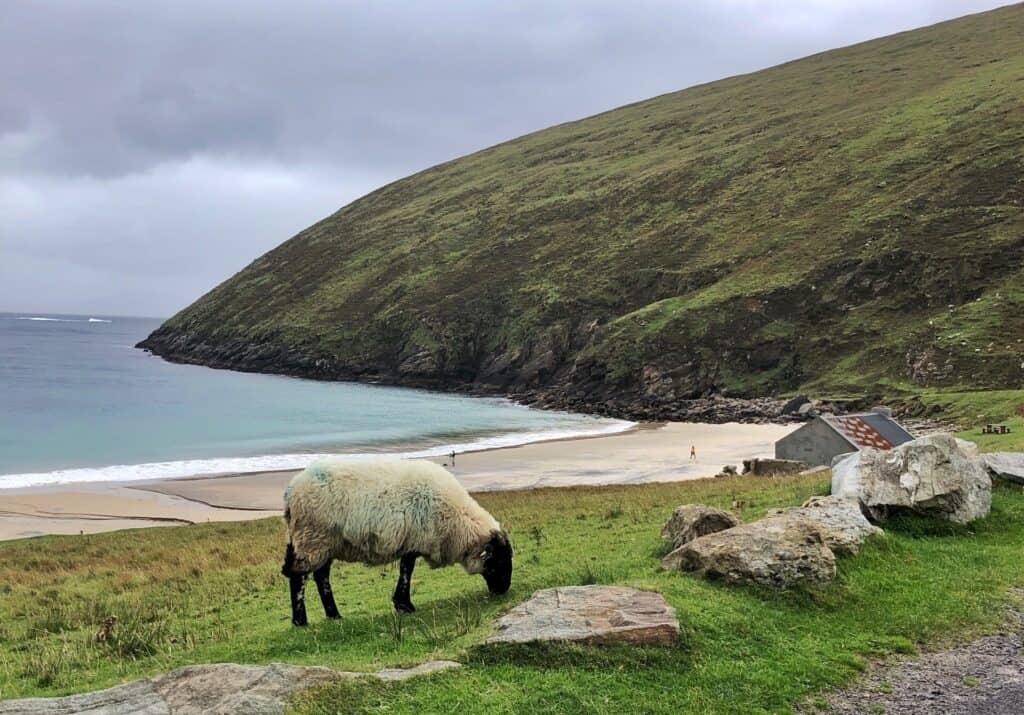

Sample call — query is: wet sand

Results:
[0,421,795,541]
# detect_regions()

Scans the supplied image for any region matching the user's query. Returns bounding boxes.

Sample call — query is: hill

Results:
[139,4,1024,421]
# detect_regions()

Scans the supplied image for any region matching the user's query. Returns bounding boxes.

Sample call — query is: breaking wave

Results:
[0,419,635,490]
[14,316,113,323]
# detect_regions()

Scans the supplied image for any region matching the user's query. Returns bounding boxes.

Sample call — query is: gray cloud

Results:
[0,0,1007,316]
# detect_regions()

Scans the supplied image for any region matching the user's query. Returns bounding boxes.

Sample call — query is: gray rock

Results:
[397,349,438,378]
[487,585,679,646]
[662,514,836,588]
[831,434,991,524]
[767,495,883,556]
[742,458,808,477]
[375,660,461,682]
[983,452,1024,485]
[0,661,461,715]
[661,504,740,550]
[782,395,811,415]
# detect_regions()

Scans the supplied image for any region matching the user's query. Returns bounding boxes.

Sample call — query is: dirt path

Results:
[812,611,1024,714]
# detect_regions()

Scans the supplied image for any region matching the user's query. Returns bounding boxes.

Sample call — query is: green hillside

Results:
[140,4,1024,420]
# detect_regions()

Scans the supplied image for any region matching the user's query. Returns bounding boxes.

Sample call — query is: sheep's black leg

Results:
[289,572,310,626]
[283,543,310,627]
[313,560,340,620]
[392,553,417,613]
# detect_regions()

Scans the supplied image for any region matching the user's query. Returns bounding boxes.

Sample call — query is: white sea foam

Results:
[0,419,634,490]
[12,316,111,323]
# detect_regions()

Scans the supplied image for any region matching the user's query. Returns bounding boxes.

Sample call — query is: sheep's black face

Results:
[481,531,513,594]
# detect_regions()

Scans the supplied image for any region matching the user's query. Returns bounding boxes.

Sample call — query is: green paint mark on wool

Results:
[309,466,331,484]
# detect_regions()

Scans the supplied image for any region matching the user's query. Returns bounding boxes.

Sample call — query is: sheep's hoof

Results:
[394,601,416,614]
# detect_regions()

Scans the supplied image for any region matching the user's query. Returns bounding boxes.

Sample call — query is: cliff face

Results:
[140,5,1024,421]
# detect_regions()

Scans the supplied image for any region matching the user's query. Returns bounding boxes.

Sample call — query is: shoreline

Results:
[0,421,797,542]
[0,414,636,491]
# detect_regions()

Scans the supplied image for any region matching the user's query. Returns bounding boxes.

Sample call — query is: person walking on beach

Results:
[449,450,456,466]
[690,445,697,460]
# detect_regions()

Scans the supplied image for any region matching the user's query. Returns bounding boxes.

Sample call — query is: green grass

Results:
[959,418,1024,452]
[2,473,1023,713]
[901,388,1024,450]
[140,5,1024,414]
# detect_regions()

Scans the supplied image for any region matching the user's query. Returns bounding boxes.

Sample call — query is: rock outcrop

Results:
[983,452,1024,485]
[782,395,811,415]
[767,495,883,556]
[0,661,461,715]
[831,434,991,524]
[661,504,740,550]
[662,514,836,588]
[486,585,679,646]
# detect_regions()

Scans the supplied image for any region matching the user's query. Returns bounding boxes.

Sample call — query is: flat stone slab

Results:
[984,453,1024,485]
[486,585,679,646]
[0,661,461,715]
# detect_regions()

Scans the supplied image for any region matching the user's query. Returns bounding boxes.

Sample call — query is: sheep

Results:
[280,458,513,626]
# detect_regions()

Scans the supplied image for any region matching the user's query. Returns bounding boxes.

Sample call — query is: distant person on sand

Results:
[449,450,456,466]
[690,445,697,460]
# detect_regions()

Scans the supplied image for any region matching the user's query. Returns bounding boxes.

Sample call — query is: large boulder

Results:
[661,504,740,550]
[486,585,679,646]
[983,452,1024,485]
[767,495,883,556]
[831,434,991,524]
[662,514,836,588]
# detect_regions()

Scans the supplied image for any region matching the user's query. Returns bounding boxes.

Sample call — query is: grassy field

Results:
[2,470,1023,713]
[922,389,1024,452]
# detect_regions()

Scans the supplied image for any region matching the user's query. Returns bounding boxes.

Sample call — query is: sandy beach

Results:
[0,421,795,541]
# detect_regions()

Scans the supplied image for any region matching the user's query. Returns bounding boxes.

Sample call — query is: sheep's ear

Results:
[494,530,512,551]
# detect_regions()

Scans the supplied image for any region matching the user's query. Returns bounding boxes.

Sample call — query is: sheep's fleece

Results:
[284,459,502,574]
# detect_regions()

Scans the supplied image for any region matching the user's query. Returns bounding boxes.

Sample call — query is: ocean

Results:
[0,313,631,489]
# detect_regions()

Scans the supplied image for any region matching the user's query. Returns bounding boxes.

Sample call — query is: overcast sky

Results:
[0,1,1008,317]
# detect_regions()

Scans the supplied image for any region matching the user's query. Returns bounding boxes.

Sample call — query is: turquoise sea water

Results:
[0,313,630,488]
